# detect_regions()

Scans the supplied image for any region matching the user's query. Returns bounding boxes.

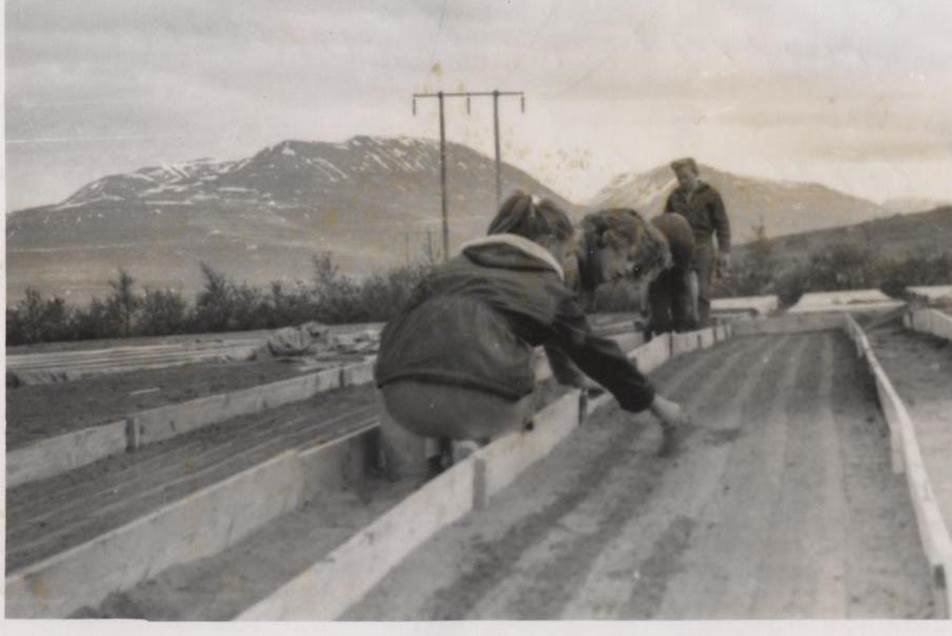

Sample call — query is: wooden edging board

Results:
[7,362,370,489]
[905,307,952,343]
[238,325,727,620]
[843,314,952,618]
[730,312,846,336]
[4,423,381,618]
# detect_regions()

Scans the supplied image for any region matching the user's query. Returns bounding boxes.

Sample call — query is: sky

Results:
[5,0,952,212]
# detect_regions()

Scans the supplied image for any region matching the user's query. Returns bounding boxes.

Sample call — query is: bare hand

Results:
[717,252,731,274]
[650,395,691,428]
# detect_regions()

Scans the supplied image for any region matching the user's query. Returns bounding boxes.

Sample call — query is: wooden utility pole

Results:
[413,90,525,260]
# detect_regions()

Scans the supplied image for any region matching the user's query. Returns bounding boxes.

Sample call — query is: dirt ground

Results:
[60,377,572,619]
[6,373,570,576]
[63,331,936,620]
[343,331,935,620]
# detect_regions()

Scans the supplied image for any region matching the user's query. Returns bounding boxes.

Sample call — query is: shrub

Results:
[268,281,317,328]
[6,288,73,345]
[106,268,141,337]
[69,297,113,341]
[139,289,190,336]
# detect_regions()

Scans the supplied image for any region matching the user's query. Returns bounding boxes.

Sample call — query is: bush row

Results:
[6,255,432,346]
[722,232,952,306]
[8,241,950,346]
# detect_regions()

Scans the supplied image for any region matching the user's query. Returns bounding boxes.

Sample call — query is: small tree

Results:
[16,288,46,344]
[70,297,113,341]
[194,262,234,332]
[727,220,777,297]
[8,288,73,344]
[106,268,140,337]
[139,288,189,335]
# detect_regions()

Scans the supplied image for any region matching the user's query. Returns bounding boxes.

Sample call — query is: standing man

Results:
[663,158,731,327]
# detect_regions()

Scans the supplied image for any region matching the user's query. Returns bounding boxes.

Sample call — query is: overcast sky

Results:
[5,0,952,211]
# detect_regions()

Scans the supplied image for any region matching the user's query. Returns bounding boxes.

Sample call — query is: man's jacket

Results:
[664,181,731,252]
[374,234,656,413]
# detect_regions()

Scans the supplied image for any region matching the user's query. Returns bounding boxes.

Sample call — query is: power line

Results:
[412,89,526,261]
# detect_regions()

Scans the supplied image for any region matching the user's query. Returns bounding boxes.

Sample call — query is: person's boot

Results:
[451,440,481,463]
[424,453,445,479]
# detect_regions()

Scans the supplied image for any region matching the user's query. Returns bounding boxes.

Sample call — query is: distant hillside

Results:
[590,163,892,245]
[7,136,577,302]
[881,197,951,215]
[735,206,952,263]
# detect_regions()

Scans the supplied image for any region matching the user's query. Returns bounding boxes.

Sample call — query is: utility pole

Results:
[413,89,525,260]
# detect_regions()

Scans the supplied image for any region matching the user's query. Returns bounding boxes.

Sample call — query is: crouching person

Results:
[373,193,691,484]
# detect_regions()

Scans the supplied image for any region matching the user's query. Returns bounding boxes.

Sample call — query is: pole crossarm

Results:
[413,91,524,98]
[411,88,527,261]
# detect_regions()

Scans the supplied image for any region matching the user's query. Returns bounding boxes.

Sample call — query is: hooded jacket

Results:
[374,234,656,413]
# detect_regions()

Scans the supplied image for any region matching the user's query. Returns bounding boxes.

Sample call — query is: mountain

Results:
[881,197,951,215]
[7,136,577,302]
[589,163,892,245]
[733,205,952,263]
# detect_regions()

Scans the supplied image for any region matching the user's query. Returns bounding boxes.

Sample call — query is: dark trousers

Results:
[693,240,716,327]
[647,266,697,336]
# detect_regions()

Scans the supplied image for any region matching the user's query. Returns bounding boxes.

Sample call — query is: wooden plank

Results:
[6,421,128,488]
[732,313,847,335]
[476,391,582,502]
[129,368,340,448]
[237,454,477,621]
[908,308,952,343]
[340,360,376,386]
[843,315,952,617]
[298,424,380,502]
[5,451,305,618]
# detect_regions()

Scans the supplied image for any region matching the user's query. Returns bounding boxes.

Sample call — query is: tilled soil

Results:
[6,320,593,449]
[5,322,384,448]
[345,332,935,620]
[6,375,571,576]
[57,378,573,620]
[5,384,377,572]
[6,358,316,449]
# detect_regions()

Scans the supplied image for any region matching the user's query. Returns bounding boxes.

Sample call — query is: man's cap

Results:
[670,157,698,174]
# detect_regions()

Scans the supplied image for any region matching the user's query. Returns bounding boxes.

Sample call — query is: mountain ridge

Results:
[6,135,577,301]
[8,138,937,303]
[589,162,892,244]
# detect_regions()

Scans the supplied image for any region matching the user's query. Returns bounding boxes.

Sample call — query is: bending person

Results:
[544,207,670,387]
[374,193,691,481]
[645,212,698,337]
